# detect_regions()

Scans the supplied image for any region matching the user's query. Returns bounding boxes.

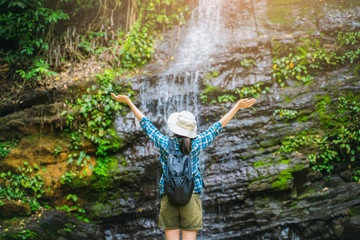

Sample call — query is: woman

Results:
[111,93,256,240]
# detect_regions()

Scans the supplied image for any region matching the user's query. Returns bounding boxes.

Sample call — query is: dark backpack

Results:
[164,139,195,205]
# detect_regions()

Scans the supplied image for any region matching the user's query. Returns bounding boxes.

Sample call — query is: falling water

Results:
[131,0,259,123]
[135,0,245,121]
[168,0,257,73]
[168,0,227,72]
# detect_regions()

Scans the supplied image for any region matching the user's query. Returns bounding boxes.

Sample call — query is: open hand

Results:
[111,93,130,104]
[236,98,256,109]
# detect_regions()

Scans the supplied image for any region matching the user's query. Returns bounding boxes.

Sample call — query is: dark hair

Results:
[175,134,192,155]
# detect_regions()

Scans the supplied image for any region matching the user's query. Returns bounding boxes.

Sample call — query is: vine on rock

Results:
[61,69,134,190]
[277,94,360,180]
[272,31,360,87]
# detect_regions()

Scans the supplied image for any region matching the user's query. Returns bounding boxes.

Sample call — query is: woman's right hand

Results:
[236,98,256,109]
[111,93,130,104]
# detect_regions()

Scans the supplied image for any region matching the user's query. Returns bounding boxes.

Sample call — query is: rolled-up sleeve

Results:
[140,117,169,151]
[195,122,223,150]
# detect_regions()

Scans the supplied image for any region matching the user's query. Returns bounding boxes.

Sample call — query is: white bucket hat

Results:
[168,111,197,138]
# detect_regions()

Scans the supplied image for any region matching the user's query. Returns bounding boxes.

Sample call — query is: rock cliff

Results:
[1,0,360,239]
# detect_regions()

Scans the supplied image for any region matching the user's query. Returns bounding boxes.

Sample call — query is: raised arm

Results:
[111,93,169,151]
[219,98,256,127]
[111,93,144,121]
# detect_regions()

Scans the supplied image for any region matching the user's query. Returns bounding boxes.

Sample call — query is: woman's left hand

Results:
[236,98,256,109]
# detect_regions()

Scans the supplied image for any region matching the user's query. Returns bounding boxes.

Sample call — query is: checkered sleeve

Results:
[139,116,169,151]
[196,121,224,150]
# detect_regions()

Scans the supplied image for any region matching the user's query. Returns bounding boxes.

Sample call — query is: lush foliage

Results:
[200,81,270,104]
[0,0,70,82]
[277,94,360,179]
[0,162,45,212]
[0,0,189,84]
[120,20,155,70]
[273,109,298,120]
[53,0,189,214]
[241,59,256,70]
[200,70,269,104]
[77,31,108,57]
[272,31,360,87]
[55,205,89,223]
[0,139,18,158]
[119,0,188,70]
[2,229,39,240]
[62,69,134,189]
[235,82,270,99]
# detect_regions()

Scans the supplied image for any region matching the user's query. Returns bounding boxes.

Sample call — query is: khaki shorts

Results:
[158,193,203,230]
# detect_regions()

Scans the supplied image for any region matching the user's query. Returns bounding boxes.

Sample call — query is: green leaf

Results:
[67,158,74,164]
[9,1,26,9]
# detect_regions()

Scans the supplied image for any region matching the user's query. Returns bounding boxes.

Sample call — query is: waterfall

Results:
[134,0,240,122]
[135,0,229,123]
[123,0,260,124]
[168,0,227,72]
[168,0,258,73]
[137,71,200,135]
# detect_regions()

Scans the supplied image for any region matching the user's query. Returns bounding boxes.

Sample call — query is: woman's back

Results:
[110,92,256,239]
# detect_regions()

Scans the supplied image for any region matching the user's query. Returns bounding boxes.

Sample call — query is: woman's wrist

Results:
[234,101,241,111]
[126,97,133,105]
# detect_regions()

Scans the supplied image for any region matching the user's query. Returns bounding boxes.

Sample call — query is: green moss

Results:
[254,161,268,167]
[296,109,314,123]
[326,0,360,9]
[294,163,305,171]
[267,0,313,24]
[109,156,120,171]
[89,201,116,219]
[89,175,114,192]
[254,197,271,207]
[282,93,298,103]
[298,188,316,199]
[290,201,297,208]
[268,6,292,24]
[315,94,333,129]
[253,156,274,168]
[277,159,290,165]
[271,169,293,190]
[202,83,221,94]
[71,177,88,188]
[297,115,308,124]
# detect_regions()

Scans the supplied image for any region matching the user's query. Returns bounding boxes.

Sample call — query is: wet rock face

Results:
[1,210,103,240]
[1,0,360,240]
[97,70,360,240]
[0,200,31,218]
[95,1,360,239]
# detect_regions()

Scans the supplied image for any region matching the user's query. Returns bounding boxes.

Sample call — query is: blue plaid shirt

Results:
[140,116,224,196]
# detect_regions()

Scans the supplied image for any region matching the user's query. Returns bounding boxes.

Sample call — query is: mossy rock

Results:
[271,169,293,190]
[349,207,360,217]
[253,160,271,168]
[266,0,314,24]
[0,200,31,218]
